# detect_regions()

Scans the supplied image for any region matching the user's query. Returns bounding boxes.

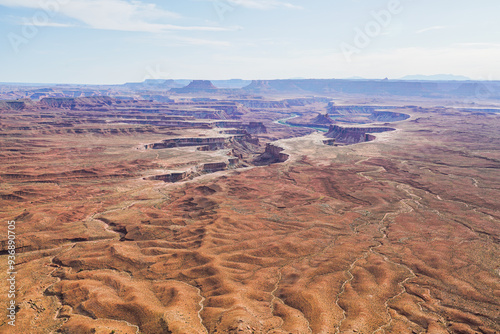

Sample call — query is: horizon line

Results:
[2,77,498,86]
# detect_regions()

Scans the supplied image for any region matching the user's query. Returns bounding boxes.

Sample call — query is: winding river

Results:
[274,114,329,132]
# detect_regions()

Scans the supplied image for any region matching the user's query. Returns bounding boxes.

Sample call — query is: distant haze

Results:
[399,74,471,81]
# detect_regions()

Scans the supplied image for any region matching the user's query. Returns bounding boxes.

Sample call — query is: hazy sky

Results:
[1,0,499,84]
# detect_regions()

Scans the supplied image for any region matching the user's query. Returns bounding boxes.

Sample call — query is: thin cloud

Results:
[416,26,446,34]
[172,36,231,47]
[454,42,500,49]
[0,0,232,33]
[224,0,302,10]
[24,21,74,28]
[6,15,74,28]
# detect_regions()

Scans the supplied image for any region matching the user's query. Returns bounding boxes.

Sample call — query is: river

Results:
[273,114,329,132]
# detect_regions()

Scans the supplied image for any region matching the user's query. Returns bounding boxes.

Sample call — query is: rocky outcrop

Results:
[228,158,239,166]
[266,144,288,161]
[266,143,289,162]
[202,162,227,172]
[325,125,395,144]
[0,100,27,110]
[254,143,289,165]
[146,132,260,154]
[328,104,378,115]
[40,97,114,110]
[246,122,267,134]
[220,129,248,135]
[149,172,187,183]
[147,159,235,183]
[285,113,333,129]
[241,80,273,92]
[369,111,410,122]
[170,80,218,93]
[146,137,229,150]
[325,105,410,124]
[311,113,334,125]
[197,145,212,152]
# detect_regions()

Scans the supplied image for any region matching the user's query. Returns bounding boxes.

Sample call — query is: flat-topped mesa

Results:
[170,80,218,93]
[184,80,217,90]
[145,131,260,151]
[325,125,395,144]
[146,137,228,150]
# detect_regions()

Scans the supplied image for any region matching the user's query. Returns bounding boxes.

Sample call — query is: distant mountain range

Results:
[239,79,500,99]
[342,74,472,81]
[398,74,472,81]
[119,78,500,99]
[124,79,251,89]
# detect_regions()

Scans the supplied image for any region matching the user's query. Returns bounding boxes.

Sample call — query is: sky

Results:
[1,0,500,84]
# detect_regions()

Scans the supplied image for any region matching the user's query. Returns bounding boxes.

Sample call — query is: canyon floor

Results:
[0,94,499,334]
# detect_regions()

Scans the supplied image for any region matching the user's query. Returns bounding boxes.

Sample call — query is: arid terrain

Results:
[0,80,499,334]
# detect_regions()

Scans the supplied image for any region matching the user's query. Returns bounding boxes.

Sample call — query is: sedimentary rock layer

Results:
[325,125,396,144]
